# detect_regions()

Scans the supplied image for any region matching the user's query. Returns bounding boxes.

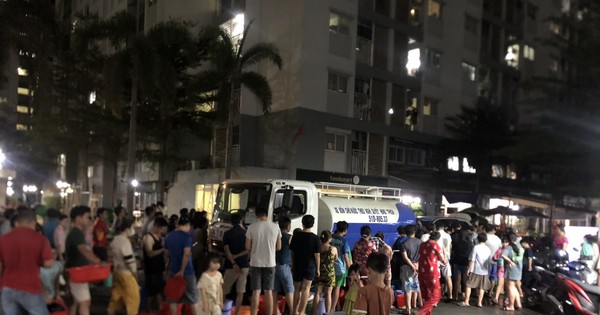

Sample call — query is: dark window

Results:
[425,49,442,68]
[465,15,478,34]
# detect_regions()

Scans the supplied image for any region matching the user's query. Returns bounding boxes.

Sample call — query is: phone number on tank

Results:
[368,215,389,223]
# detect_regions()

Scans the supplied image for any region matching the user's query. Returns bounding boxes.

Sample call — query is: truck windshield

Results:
[213,183,273,223]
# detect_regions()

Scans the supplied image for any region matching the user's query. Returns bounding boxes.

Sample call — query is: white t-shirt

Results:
[110,234,137,274]
[469,243,492,276]
[246,220,281,268]
[438,229,452,259]
[485,233,502,256]
[420,233,430,243]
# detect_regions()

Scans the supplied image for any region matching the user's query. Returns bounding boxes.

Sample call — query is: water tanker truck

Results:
[208,179,416,253]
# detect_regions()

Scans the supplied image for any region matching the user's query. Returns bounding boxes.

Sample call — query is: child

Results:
[492,243,506,305]
[314,230,339,315]
[197,253,224,315]
[380,245,392,286]
[343,264,363,315]
[353,253,394,315]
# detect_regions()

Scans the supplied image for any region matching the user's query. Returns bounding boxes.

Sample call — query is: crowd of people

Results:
[0,201,596,315]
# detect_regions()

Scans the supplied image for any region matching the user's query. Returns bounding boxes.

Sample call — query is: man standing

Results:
[399,225,422,315]
[245,207,282,315]
[108,219,140,315]
[484,224,502,292]
[143,217,169,312]
[0,210,54,314]
[436,222,453,301]
[331,221,352,311]
[290,215,321,315]
[93,208,110,261]
[65,206,102,315]
[459,233,492,307]
[273,216,294,315]
[165,215,198,315]
[223,214,249,315]
[112,206,125,232]
[142,206,156,235]
[42,208,60,248]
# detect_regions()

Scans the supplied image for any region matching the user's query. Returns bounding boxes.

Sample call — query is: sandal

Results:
[503,307,515,311]
[457,302,470,307]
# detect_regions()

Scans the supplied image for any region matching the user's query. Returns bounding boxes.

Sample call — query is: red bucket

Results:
[48,298,67,315]
[258,295,285,315]
[165,276,186,302]
[67,264,111,283]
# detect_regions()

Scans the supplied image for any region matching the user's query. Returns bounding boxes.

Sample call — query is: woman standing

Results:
[552,224,569,251]
[313,230,338,315]
[353,226,377,276]
[501,233,523,311]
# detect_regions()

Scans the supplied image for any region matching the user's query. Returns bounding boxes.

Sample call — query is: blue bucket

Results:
[222,299,234,315]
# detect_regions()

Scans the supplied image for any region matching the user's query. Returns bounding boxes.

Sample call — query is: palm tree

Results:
[72,11,155,210]
[200,22,283,179]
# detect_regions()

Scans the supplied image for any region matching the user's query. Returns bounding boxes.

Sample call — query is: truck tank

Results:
[318,197,416,248]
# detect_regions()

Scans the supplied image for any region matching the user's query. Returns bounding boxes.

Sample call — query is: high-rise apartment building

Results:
[52,0,565,213]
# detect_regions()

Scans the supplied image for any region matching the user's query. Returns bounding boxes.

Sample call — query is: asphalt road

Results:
[0,286,544,315]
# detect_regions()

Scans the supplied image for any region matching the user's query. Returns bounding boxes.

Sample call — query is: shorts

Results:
[400,265,420,293]
[274,265,294,294]
[182,275,198,304]
[250,267,275,291]
[145,273,165,296]
[488,263,498,282]
[467,274,491,291]
[69,281,91,302]
[292,265,317,282]
[440,264,452,277]
[452,264,469,275]
[335,273,347,288]
[223,267,249,295]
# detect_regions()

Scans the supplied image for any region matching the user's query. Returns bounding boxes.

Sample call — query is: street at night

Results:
[2,0,600,314]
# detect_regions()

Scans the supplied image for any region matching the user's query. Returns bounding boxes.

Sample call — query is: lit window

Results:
[462,62,476,81]
[549,22,560,34]
[406,48,421,76]
[220,13,245,42]
[505,44,520,68]
[328,72,348,94]
[462,158,476,173]
[447,156,460,171]
[465,15,478,34]
[425,49,441,68]
[325,133,346,152]
[407,148,425,166]
[423,97,438,116]
[17,67,28,76]
[389,146,405,164]
[17,87,30,96]
[428,0,442,19]
[16,124,28,131]
[524,45,535,61]
[551,58,559,72]
[329,12,350,35]
[16,105,29,114]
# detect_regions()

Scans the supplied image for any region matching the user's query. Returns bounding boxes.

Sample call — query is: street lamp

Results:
[131,179,139,188]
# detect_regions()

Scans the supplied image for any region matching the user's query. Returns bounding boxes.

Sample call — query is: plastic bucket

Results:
[66,264,111,283]
[395,290,406,308]
[222,299,234,315]
[258,295,286,315]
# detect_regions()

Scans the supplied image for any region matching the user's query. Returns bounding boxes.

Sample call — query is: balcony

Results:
[352,150,367,175]
[354,92,371,121]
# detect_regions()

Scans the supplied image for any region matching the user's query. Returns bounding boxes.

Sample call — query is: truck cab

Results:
[209,179,318,253]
